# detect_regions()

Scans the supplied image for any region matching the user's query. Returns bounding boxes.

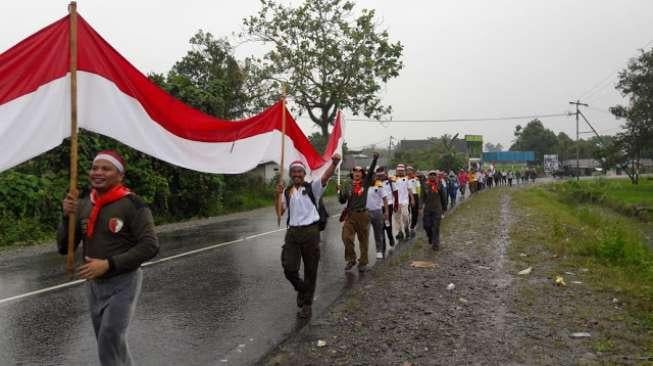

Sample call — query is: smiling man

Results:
[57,150,159,366]
[276,153,340,319]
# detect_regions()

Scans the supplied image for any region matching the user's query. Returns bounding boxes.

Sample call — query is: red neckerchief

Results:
[352,179,364,196]
[87,184,131,238]
[427,179,438,193]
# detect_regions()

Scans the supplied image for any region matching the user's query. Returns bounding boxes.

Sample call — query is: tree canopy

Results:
[610,47,653,184]
[242,0,404,136]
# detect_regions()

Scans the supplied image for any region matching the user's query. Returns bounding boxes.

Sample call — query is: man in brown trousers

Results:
[338,152,379,272]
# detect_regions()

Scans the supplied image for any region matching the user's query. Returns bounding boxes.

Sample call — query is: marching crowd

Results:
[56,149,538,364]
[276,152,537,319]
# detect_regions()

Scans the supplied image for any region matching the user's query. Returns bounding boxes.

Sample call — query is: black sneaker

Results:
[297,304,312,319]
[345,261,356,271]
[389,238,396,247]
[404,230,410,239]
[396,232,404,241]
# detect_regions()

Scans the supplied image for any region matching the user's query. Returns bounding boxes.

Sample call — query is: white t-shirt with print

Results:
[366,182,388,211]
[395,177,411,205]
[280,179,324,226]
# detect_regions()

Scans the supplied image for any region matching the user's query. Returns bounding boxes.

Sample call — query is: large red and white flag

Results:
[0,14,344,176]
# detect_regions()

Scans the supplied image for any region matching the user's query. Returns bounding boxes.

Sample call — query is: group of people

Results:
[464,167,538,193]
[55,148,539,365]
[276,154,543,319]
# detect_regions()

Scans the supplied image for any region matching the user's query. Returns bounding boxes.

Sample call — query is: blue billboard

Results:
[482,151,535,162]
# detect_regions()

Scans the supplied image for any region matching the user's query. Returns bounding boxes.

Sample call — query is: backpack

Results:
[284,182,329,231]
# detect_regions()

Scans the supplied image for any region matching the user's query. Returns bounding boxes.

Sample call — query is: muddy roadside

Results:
[261,187,651,365]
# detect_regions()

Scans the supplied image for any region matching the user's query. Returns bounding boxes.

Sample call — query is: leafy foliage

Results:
[391,135,466,172]
[242,0,404,136]
[610,47,653,184]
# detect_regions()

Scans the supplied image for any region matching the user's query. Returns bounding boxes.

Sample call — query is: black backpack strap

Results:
[284,187,291,226]
[285,182,319,227]
[304,182,318,209]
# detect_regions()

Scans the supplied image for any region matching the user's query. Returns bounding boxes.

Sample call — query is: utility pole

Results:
[569,100,588,181]
[388,135,394,154]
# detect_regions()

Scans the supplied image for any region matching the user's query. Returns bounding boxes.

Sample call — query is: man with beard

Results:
[58,150,159,366]
[338,152,379,272]
[276,154,341,318]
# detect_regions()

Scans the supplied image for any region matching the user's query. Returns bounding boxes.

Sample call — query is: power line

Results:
[346,112,571,124]
[577,38,653,101]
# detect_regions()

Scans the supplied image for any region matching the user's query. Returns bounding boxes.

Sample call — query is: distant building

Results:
[397,139,434,151]
[342,153,388,172]
[482,151,535,163]
[251,162,279,182]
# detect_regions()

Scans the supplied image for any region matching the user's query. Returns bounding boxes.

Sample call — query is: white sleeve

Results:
[311,179,325,201]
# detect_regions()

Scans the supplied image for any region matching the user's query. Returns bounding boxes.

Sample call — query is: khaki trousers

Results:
[342,210,370,265]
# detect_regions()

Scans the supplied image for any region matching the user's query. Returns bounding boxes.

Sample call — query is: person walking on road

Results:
[377,166,397,248]
[367,172,390,259]
[457,169,468,199]
[447,171,458,208]
[392,164,414,241]
[58,150,160,366]
[276,154,341,319]
[338,152,379,272]
[420,170,447,250]
[407,165,420,237]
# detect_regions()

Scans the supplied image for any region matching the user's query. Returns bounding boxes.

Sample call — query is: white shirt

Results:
[366,182,388,210]
[383,180,396,205]
[281,180,324,226]
[395,176,411,205]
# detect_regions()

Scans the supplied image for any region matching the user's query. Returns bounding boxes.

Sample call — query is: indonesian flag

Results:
[0,14,344,176]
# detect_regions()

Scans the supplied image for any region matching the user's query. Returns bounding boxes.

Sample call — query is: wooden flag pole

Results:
[66,1,79,274]
[276,85,287,226]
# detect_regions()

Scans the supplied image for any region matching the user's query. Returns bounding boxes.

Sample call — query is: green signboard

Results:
[464,135,483,158]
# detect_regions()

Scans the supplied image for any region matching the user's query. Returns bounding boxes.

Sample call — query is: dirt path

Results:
[262,188,650,365]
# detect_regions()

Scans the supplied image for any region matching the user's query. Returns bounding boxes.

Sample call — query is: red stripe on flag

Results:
[75,16,325,169]
[0,16,69,105]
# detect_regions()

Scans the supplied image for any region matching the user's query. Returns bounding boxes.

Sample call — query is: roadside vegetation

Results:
[510,179,653,357]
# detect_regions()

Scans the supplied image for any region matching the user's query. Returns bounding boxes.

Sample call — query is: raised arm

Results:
[320,153,342,187]
[364,152,379,187]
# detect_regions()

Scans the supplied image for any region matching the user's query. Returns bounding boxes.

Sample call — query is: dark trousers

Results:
[282,224,320,306]
[410,194,419,229]
[384,204,395,245]
[423,210,441,247]
[368,209,385,253]
[87,269,143,366]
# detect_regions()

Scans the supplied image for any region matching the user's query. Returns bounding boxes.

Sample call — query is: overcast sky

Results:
[2,1,652,150]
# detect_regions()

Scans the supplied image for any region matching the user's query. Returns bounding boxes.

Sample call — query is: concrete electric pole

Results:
[569,100,588,181]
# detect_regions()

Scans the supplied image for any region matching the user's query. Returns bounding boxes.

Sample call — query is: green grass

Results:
[513,186,653,327]
[551,178,653,221]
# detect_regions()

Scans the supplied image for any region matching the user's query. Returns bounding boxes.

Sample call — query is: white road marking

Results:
[0,226,291,306]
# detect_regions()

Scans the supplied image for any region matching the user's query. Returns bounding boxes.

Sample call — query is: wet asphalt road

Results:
[0,200,380,365]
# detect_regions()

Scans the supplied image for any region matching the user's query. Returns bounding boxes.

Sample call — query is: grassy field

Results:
[512,183,653,340]
[552,177,653,221]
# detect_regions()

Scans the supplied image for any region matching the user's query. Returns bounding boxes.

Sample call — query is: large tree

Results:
[510,119,558,163]
[610,48,653,184]
[150,30,251,119]
[242,0,404,136]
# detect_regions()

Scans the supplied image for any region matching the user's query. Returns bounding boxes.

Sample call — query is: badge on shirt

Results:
[108,218,124,233]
